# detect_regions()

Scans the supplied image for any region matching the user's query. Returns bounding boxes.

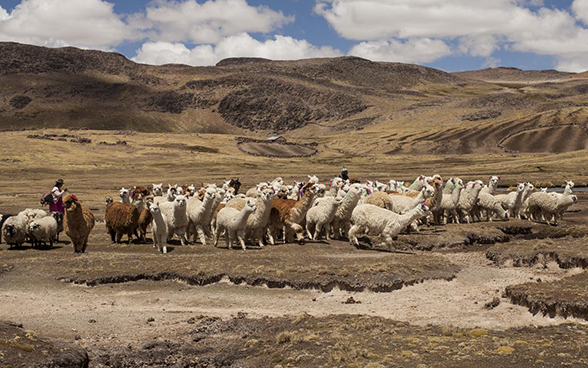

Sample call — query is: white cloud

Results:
[133,33,342,66]
[556,57,588,73]
[458,35,499,58]
[0,0,134,49]
[0,6,8,21]
[573,0,588,25]
[349,38,451,64]
[128,0,293,44]
[316,0,588,70]
[482,56,501,68]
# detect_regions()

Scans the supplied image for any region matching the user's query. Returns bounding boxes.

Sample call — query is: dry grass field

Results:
[2,43,588,367]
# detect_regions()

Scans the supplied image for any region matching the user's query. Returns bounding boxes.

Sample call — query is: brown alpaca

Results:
[63,193,95,253]
[268,183,318,243]
[195,188,206,201]
[425,177,444,210]
[132,192,152,242]
[364,191,393,209]
[105,202,140,244]
[137,207,152,242]
[132,186,150,199]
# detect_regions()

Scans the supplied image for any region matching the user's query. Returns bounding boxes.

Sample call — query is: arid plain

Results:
[2,43,588,367]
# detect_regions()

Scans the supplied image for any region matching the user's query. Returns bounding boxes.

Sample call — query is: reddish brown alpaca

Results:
[268,183,318,243]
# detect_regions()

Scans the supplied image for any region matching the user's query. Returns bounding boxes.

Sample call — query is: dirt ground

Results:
[1,192,588,367]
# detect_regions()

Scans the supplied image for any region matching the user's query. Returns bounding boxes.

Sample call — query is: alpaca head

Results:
[316,184,326,197]
[204,187,217,201]
[173,195,187,209]
[63,193,80,213]
[417,202,430,217]
[422,184,435,199]
[152,183,163,196]
[540,187,548,192]
[565,180,575,189]
[277,186,289,199]
[149,202,161,216]
[105,196,113,205]
[516,183,526,193]
[523,183,535,195]
[307,175,319,184]
[119,187,130,201]
[244,198,257,213]
[260,188,275,202]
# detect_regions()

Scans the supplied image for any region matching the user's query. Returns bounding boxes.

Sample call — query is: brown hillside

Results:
[454,67,575,82]
[0,42,464,135]
[2,42,588,155]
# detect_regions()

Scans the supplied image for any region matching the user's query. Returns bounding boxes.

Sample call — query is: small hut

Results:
[267,136,287,143]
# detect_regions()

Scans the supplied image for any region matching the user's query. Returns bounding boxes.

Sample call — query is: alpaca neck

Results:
[297,191,315,211]
[152,212,165,226]
[66,206,84,225]
[400,207,423,227]
[236,208,253,225]
[451,188,462,204]
[253,198,272,223]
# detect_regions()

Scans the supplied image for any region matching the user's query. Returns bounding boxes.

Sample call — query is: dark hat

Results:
[56,179,64,185]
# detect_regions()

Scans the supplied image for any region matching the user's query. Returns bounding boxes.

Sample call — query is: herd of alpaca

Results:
[0,176,579,253]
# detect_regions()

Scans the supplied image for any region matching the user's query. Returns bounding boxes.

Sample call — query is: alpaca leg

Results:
[325,223,331,241]
[266,227,275,246]
[254,228,264,248]
[197,224,207,245]
[227,231,235,249]
[82,234,90,253]
[348,225,360,247]
[108,228,116,243]
[178,230,187,246]
[451,209,460,224]
[213,224,221,247]
[282,225,287,244]
[237,230,246,251]
[306,222,313,240]
[116,232,123,244]
[314,222,322,241]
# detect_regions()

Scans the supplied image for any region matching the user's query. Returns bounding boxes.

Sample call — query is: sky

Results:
[1,0,588,72]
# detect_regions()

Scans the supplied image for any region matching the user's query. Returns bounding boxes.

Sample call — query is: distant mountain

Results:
[453,67,575,82]
[0,42,461,134]
[2,42,588,156]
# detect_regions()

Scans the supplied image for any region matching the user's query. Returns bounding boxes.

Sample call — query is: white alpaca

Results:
[524,192,577,225]
[149,202,168,254]
[306,197,343,240]
[457,180,484,223]
[435,180,464,224]
[214,199,257,250]
[186,187,217,244]
[348,203,430,248]
[331,184,363,239]
[481,176,500,195]
[495,182,526,219]
[224,188,275,247]
[159,195,188,246]
[388,184,435,214]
